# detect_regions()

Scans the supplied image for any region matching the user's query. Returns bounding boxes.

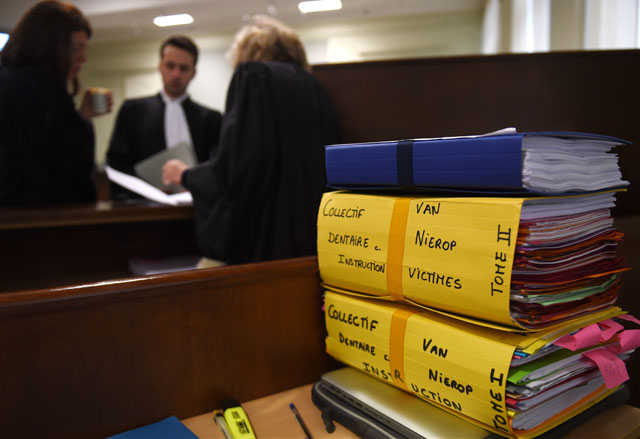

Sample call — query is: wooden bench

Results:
[0,200,197,291]
[0,256,337,438]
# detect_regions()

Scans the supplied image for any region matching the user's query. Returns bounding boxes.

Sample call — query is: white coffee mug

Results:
[90,87,110,115]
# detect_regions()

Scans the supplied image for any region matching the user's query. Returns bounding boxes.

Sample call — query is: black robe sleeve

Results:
[183,100,223,163]
[105,99,139,176]
[0,66,96,206]
[183,61,340,264]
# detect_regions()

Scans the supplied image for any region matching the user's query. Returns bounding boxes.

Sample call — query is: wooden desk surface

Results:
[183,384,357,439]
[183,384,640,439]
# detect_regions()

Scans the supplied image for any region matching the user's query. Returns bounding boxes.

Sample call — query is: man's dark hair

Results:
[160,35,199,66]
[1,0,92,96]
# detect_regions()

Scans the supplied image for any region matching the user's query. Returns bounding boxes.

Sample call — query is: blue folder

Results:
[106,416,198,438]
[324,131,630,194]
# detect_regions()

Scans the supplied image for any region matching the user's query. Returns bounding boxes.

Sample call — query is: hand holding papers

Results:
[106,141,196,205]
[106,166,192,206]
[134,142,196,192]
[162,159,189,187]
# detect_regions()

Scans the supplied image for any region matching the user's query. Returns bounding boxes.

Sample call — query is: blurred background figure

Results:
[0,0,112,206]
[107,35,222,200]
[163,15,340,266]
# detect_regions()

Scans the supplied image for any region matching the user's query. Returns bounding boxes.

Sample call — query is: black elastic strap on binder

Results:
[396,140,414,187]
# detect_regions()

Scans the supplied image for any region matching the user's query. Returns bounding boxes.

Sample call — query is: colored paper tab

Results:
[583,348,629,389]
[554,324,601,351]
[598,319,624,341]
[617,330,640,352]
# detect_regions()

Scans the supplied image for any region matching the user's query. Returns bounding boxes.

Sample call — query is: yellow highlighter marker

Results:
[223,400,256,439]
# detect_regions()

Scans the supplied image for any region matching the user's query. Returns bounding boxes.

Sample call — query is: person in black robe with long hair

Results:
[0,0,112,206]
[163,15,340,266]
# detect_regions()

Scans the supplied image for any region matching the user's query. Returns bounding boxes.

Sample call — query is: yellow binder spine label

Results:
[318,194,394,295]
[325,291,517,435]
[318,191,523,327]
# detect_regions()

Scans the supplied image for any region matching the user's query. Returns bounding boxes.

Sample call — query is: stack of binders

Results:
[317,129,639,438]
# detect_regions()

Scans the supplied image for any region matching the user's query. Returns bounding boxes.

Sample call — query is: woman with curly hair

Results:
[163,16,340,266]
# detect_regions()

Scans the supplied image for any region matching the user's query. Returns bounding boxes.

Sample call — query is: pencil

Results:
[289,402,313,439]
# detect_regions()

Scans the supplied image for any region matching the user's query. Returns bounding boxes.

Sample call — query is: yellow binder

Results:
[324,291,632,439]
[317,191,627,331]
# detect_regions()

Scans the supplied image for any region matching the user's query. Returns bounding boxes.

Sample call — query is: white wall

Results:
[80,37,234,165]
[80,9,484,166]
[585,0,639,49]
[550,0,585,51]
[301,9,483,61]
[491,0,640,53]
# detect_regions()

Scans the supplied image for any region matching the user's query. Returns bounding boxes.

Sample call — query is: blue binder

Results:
[324,131,630,194]
[106,416,198,438]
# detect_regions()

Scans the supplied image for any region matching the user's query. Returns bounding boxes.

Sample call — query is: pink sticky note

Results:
[555,324,601,351]
[598,319,624,341]
[617,330,640,352]
[618,314,640,326]
[583,348,629,389]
